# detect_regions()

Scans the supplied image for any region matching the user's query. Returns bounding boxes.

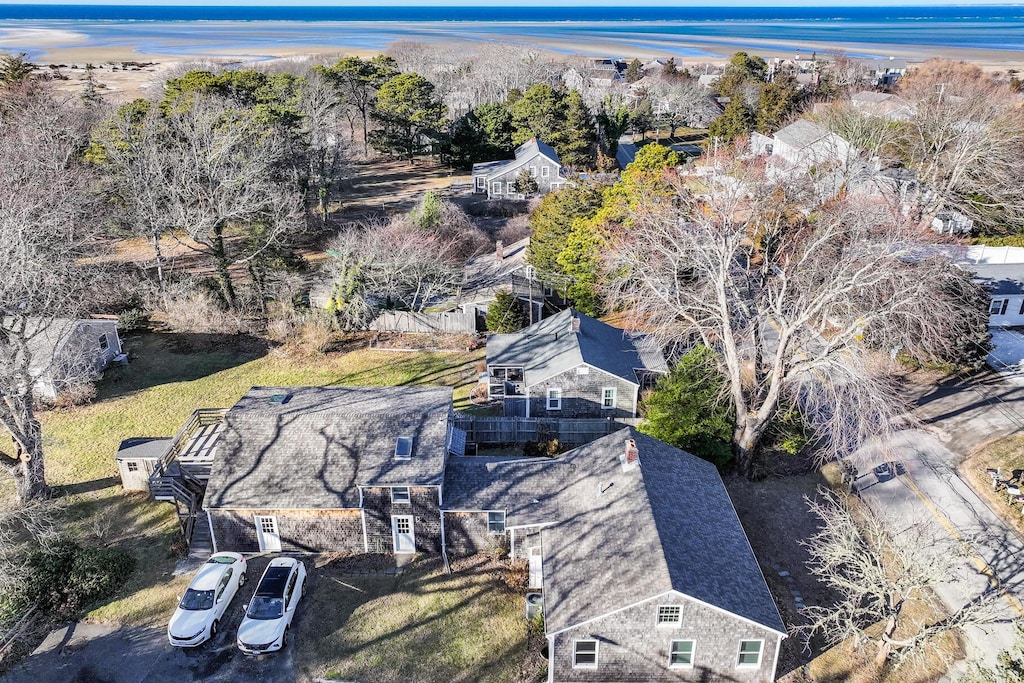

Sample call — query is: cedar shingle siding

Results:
[443,511,492,556]
[529,369,635,419]
[209,509,364,553]
[550,595,781,683]
[362,486,442,553]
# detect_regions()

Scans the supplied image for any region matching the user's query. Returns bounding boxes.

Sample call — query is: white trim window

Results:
[547,388,562,411]
[573,639,598,668]
[98,334,109,350]
[669,640,695,668]
[541,165,550,179]
[487,511,506,534]
[491,181,503,195]
[391,486,411,505]
[602,387,617,410]
[737,639,763,667]
[990,298,1009,315]
[657,605,681,627]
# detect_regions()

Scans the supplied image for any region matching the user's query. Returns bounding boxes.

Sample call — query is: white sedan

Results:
[168,552,247,647]
[236,557,307,655]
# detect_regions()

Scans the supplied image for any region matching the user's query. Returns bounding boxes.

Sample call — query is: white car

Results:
[168,552,247,647]
[236,557,307,655]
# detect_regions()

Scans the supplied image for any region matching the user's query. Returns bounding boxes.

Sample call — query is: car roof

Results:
[189,561,231,591]
[255,564,294,598]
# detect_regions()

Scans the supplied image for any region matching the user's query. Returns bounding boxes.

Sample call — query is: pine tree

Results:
[625,58,643,83]
[707,98,754,142]
[0,52,36,86]
[81,63,103,107]
[513,169,539,196]
[557,89,597,171]
[663,57,679,79]
[486,289,529,333]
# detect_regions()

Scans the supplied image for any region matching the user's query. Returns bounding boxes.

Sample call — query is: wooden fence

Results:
[453,415,641,446]
[370,311,475,334]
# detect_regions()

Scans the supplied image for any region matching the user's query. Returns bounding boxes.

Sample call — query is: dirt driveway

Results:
[2,556,309,683]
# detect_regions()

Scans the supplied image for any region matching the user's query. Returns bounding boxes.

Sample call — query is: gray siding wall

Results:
[443,511,494,557]
[527,366,637,419]
[478,153,564,197]
[512,526,544,560]
[208,508,365,553]
[550,595,781,683]
[362,486,442,554]
[116,458,157,492]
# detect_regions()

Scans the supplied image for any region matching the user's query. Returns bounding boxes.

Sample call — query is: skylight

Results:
[395,437,413,459]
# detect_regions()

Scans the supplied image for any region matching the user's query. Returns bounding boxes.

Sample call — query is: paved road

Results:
[2,557,307,683]
[855,429,1023,672]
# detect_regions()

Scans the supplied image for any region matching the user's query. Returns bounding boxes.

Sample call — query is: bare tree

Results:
[608,159,986,475]
[801,488,996,670]
[296,70,350,225]
[0,88,98,502]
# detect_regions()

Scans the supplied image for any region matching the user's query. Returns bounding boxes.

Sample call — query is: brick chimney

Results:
[496,240,504,261]
[625,439,639,464]
[570,314,580,333]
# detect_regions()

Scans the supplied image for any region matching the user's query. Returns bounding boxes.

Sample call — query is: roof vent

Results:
[570,315,581,333]
[598,481,614,495]
[269,393,291,404]
[395,436,413,460]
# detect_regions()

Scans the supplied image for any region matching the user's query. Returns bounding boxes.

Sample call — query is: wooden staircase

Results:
[150,409,227,551]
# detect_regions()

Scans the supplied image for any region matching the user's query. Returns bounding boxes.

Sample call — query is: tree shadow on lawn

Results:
[95,332,269,401]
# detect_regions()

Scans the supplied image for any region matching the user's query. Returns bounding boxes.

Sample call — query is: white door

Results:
[392,515,416,553]
[255,515,281,552]
[528,546,543,589]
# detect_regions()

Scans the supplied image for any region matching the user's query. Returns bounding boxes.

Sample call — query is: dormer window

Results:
[395,437,413,460]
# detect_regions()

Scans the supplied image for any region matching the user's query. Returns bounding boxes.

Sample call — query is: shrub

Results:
[66,547,136,612]
[486,289,529,333]
[51,382,98,409]
[13,541,135,619]
[523,439,563,457]
[116,308,149,332]
[503,558,528,592]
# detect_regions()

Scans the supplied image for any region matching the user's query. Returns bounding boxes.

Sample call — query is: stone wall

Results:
[362,486,442,554]
[528,366,637,419]
[550,594,781,683]
[208,508,365,553]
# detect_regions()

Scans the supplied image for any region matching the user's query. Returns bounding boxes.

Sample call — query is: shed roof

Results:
[115,437,172,461]
[965,264,1024,296]
[443,429,785,635]
[486,308,667,386]
[204,386,452,510]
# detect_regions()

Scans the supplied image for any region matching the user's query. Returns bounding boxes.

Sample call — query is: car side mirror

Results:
[243,602,249,611]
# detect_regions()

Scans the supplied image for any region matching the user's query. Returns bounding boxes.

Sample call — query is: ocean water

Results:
[0,5,1022,61]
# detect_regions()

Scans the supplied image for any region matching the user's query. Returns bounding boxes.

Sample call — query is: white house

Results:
[28,318,123,400]
[751,119,854,170]
[471,138,566,199]
[958,247,1024,327]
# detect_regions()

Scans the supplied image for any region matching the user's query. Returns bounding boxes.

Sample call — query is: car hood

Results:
[237,616,285,646]
[168,608,211,638]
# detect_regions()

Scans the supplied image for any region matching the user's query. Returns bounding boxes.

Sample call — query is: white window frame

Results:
[602,387,617,410]
[126,461,139,473]
[547,388,562,411]
[491,181,503,195]
[669,639,695,669]
[573,639,598,669]
[391,486,411,505]
[541,165,550,179]
[98,334,109,350]
[508,180,517,195]
[990,298,1008,315]
[737,639,764,668]
[657,604,682,627]
[487,511,506,534]
[529,165,537,177]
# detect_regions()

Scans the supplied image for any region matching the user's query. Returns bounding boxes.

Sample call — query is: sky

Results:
[1,0,1019,5]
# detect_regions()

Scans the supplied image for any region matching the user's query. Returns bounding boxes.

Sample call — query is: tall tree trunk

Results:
[733,415,768,478]
[151,230,165,286]
[3,410,51,503]
[212,223,236,308]
[874,615,899,667]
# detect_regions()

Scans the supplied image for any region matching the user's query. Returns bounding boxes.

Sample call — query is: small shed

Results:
[115,438,171,491]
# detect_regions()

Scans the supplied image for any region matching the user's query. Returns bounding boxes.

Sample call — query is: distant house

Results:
[443,429,787,683]
[861,58,909,87]
[472,138,566,199]
[931,210,974,235]
[850,91,916,121]
[697,73,721,89]
[454,237,554,329]
[485,309,667,418]
[202,386,458,555]
[563,65,623,91]
[751,119,854,170]
[965,264,1024,327]
[28,318,122,401]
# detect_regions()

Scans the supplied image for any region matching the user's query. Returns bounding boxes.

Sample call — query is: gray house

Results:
[443,429,787,682]
[27,318,122,401]
[200,386,459,555]
[965,264,1024,327]
[472,138,566,199]
[455,236,557,329]
[486,309,667,418]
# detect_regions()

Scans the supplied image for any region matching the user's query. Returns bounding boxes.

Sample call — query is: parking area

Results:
[2,556,306,683]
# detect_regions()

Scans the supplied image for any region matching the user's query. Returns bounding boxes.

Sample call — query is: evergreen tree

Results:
[510,83,565,147]
[486,289,529,333]
[0,52,36,86]
[629,93,654,142]
[639,346,735,468]
[707,98,754,142]
[663,57,679,79]
[370,72,447,162]
[755,73,801,134]
[625,58,643,83]
[513,168,539,196]
[717,51,769,96]
[448,103,513,168]
[527,185,604,279]
[597,97,631,157]
[81,64,103,107]
[557,89,597,171]
[557,218,608,316]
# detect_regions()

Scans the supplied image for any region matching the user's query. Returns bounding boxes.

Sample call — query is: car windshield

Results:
[208,556,236,565]
[246,596,284,620]
[179,588,215,611]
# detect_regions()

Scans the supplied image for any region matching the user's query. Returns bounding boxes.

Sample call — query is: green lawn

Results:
[31,331,484,626]
[298,556,543,683]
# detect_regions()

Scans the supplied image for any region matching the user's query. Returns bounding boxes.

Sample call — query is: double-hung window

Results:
[990,298,1009,315]
[391,487,411,505]
[669,640,694,668]
[602,387,617,409]
[487,511,505,534]
[737,639,763,667]
[547,388,562,411]
[573,640,598,668]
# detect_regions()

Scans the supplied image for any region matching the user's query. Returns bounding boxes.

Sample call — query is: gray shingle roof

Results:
[486,309,667,386]
[773,119,832,150]
[459,237,531,304]
[471,138,561,181]
[204,386,452,510]
[965,264,1024,296]
[443,429,785,635]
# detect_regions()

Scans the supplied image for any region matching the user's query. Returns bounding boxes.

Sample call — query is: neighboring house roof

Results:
[444,429,786,636]
[204,386,453,510]
[772,119,834,151]
[850,91,915,119]
[471,138,563,181]
[24,317,117,375]
[486,308,668,386]
[459,237,531,305]
[965,264,1024,297]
